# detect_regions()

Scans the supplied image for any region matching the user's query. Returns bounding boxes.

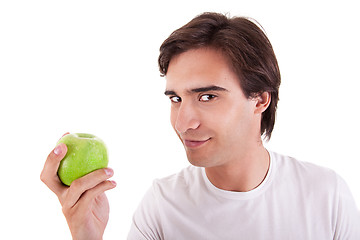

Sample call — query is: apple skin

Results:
[57,133,108,186]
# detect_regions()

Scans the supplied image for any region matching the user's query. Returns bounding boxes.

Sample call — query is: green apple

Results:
[57,133,108,186]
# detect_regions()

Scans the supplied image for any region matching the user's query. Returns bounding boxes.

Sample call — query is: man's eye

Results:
[199,94,216,102]
[170,96,181,103]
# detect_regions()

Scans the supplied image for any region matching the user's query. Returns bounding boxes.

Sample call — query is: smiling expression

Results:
[165,47,263,168]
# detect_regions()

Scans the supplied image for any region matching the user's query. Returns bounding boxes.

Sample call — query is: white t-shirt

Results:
[128,151,360,239]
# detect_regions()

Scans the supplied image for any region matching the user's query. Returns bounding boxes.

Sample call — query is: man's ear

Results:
[254,92,271,114]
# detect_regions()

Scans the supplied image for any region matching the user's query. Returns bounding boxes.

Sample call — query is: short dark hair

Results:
[158,12,281,140]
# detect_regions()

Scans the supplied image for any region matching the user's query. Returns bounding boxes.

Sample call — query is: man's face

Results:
[165,48,262,168]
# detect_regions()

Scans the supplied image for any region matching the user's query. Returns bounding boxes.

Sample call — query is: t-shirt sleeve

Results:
[127,181,163,240]
[333,174,360,239]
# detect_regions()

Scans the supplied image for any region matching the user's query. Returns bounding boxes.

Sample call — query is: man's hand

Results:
[40,134,116,240]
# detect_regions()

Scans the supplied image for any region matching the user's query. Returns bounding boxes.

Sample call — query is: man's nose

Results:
[174,101,200,134]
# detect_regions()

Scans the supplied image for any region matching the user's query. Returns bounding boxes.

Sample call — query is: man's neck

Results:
[204,145,270,192]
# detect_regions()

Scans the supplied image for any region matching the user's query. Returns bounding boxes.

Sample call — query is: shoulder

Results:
[152,165,202,193]
[269,151,341,199]
[129,167,200,239]
[270,151,358,210]
[271,151,338,185]
[270,151,360,237]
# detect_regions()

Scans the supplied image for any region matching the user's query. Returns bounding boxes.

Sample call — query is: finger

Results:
[77,180,116,211]
[62,168,114,209]
[40,143,68,196]
[58,132,70,142]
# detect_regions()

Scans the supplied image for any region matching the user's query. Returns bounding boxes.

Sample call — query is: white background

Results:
[1,0,359,239]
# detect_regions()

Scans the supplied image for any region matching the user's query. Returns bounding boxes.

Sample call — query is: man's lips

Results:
[183,138,210,148]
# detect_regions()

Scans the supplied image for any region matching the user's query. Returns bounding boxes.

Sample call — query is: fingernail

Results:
[104,168,113,176]
[54,145,62,155]
[110,180,117,186]
[58,132,70,142]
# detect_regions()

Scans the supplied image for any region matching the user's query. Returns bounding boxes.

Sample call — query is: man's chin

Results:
[188,160,206,167]
[186,153,209,167]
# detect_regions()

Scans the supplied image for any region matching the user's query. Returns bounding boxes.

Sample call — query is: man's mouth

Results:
[183,138,210,148]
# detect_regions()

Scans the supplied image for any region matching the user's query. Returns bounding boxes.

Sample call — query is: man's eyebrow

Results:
[164,85,228,96]
[190,85,228,93]
[164,90,177,96]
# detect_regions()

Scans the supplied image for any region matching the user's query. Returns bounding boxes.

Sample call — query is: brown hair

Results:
[158,12,281,140]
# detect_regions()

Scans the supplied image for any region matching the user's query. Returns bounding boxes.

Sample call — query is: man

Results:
[41,12,360,239]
